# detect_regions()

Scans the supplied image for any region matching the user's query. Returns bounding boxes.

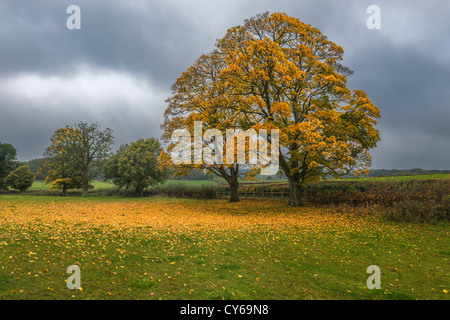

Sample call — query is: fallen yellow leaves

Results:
[0,198,371,235]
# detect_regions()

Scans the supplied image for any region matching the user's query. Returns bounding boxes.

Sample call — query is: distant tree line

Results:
[368,168,448,177]
[343,168,450,178]
[168,169,214,181]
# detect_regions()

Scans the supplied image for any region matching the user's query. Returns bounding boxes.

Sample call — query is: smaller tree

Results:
[0,142,18,190]
[44,123,114,196]
[5,165,35,192]
[104,138,169,197]
[48,177,83,196]
[41,127,82,196]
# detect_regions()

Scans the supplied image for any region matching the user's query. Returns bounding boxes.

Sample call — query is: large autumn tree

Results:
[163,12,380,206]
[217,13,380,206]
[44,122,114,196]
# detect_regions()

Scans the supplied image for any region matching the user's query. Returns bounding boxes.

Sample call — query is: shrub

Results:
[4,165,35,192]
[233,179,449,208]
[384,197,449,222]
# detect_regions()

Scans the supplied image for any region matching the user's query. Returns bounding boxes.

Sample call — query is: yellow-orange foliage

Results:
[162,12,381,206]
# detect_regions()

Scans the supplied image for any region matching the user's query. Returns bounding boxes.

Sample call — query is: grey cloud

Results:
[0,0,212,87]
[0,93,165,161]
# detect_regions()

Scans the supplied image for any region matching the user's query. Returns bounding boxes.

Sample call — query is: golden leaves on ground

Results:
[0,197,448,300]
[0,198,370,235]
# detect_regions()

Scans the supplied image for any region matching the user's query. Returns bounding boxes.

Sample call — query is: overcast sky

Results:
[0,0,449,169]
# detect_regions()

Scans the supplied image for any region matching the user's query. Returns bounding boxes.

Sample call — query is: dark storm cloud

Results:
[348,41,450,129]
[0,0,449,169]
[0,0,213,87]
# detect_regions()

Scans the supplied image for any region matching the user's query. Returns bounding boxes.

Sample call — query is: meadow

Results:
[29,180,116,191]
[26,173,449,192]
[0,195,448,300]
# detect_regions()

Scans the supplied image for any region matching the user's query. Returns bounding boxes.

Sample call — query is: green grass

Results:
[28,173,448,192]
[30,179,218,191]
[29,180,116,191]
[0,195,448,300]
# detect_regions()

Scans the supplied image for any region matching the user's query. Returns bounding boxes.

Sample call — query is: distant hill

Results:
[347,168,450,178]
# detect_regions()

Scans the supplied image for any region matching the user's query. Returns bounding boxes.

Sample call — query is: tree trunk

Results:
[62,185,67,197]
[279,154,304,207]
[288,179,304,207]
[81,180,89,196]
[229,179,239,202]
[134,185,145,197]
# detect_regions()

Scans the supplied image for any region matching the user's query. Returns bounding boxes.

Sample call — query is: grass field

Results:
[0,195,448,300]
[28,173,449,192]
[29,179,217,191]
[29,180,116,191]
